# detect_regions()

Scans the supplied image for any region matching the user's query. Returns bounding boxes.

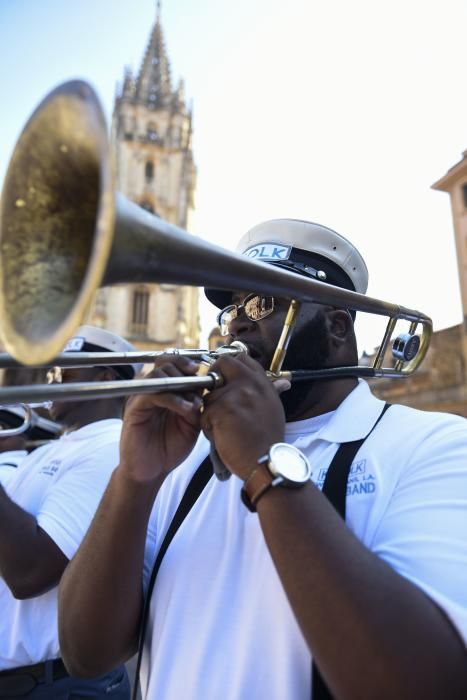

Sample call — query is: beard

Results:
[279,310,331,419]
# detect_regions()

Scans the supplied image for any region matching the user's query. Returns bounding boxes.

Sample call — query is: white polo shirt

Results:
[141,381,467,700]
[0,419,122,670]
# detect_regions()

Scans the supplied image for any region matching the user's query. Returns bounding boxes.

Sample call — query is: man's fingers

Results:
[272,378,291,394]
[209,354,263,383]
[150,356,200,375]
[127,390,202,419]
[125,358,203,418]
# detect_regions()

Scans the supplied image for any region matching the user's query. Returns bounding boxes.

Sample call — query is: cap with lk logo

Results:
[205,218,368,309]
[243,243,292,262]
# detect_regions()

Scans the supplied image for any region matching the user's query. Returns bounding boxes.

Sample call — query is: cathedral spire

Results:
[136,5,172,108]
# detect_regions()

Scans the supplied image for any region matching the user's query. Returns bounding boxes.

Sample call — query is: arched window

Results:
[145,161,154,183]
[462,183,467,209]
[147,123,159,141]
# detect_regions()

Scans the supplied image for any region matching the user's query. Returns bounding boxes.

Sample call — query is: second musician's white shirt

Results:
[0,419,122,671]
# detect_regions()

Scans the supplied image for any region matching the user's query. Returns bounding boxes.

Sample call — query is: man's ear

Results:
[327,309,353,344]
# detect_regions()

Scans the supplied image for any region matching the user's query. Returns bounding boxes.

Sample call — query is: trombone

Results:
[0,80,433,404]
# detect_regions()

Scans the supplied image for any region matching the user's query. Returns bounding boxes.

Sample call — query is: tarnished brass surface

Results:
[0,81,114,364]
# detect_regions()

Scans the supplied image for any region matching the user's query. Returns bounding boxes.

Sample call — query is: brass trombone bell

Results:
[0,80,432,376]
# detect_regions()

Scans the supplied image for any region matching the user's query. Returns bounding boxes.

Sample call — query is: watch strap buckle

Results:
[241,462,283,512]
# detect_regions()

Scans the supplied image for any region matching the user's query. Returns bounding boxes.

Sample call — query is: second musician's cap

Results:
[63,325,144,379]
[204,218,368,309]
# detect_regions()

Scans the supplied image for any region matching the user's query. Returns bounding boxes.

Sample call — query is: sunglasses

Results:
[46,366,114,384]
[217,294,275,336]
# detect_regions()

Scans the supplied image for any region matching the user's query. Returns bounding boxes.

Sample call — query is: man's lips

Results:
[232,340,262,362]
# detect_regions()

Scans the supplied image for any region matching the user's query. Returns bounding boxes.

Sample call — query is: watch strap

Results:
[241,463,282,512]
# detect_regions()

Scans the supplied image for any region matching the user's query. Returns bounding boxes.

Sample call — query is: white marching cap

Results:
[237,219,368,294]
[205,218,368,310]
[64,325,144,378]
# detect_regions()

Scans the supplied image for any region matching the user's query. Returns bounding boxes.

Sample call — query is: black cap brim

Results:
[204,249,355,310]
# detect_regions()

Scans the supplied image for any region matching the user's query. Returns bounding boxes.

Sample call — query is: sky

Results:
[1,0,466,352]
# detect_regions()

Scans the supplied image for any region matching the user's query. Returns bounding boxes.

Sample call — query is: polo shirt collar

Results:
[284,380,385,444]
[317,380,386,443]
[62,418,122,440]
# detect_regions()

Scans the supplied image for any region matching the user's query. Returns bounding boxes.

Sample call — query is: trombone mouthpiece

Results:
[223,341,249,356]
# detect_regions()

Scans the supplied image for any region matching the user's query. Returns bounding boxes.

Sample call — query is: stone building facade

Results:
[432,150,467,337]
[89,7,199,351]
[370,151,467,417]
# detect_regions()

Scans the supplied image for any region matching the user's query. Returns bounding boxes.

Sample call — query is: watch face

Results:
[269,443,311,483]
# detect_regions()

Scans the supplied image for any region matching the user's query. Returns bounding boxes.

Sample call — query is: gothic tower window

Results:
[145,161,155,183]
[147,123,159,142]
[462,183,467,209]
[131,288,150,336]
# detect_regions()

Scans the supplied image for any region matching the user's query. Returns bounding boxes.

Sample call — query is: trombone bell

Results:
[0,81,114,365]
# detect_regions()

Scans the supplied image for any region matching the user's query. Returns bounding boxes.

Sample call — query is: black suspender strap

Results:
[131,455,213,700]
[311,402,391,700]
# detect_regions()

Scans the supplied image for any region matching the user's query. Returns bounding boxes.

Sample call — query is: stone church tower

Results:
[91,6,199,351]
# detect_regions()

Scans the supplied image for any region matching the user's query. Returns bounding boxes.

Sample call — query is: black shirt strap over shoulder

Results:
[312,402,391,699]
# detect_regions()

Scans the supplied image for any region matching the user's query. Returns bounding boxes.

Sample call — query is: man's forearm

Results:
[257,483,467,700]
[0,485,66,598]
[59,466,164,677]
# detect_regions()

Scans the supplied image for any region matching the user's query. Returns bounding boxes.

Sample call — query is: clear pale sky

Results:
[1,0,466,351]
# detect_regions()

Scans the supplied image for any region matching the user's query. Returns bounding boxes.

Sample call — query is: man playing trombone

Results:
[59,220,467,699]
[0,325,143,699]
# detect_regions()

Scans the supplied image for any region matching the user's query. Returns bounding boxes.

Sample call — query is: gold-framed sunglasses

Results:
[217,294,275,336]
[46,365,114,384]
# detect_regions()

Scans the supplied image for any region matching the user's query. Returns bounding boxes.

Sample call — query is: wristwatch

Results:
[241,442,312,512]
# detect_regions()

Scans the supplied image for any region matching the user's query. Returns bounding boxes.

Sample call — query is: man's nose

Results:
[227,308,255,337]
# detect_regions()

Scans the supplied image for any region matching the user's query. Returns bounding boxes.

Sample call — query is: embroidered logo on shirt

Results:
[317,459,376,496]
[39,459,61,476]
[346,459,375,496]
